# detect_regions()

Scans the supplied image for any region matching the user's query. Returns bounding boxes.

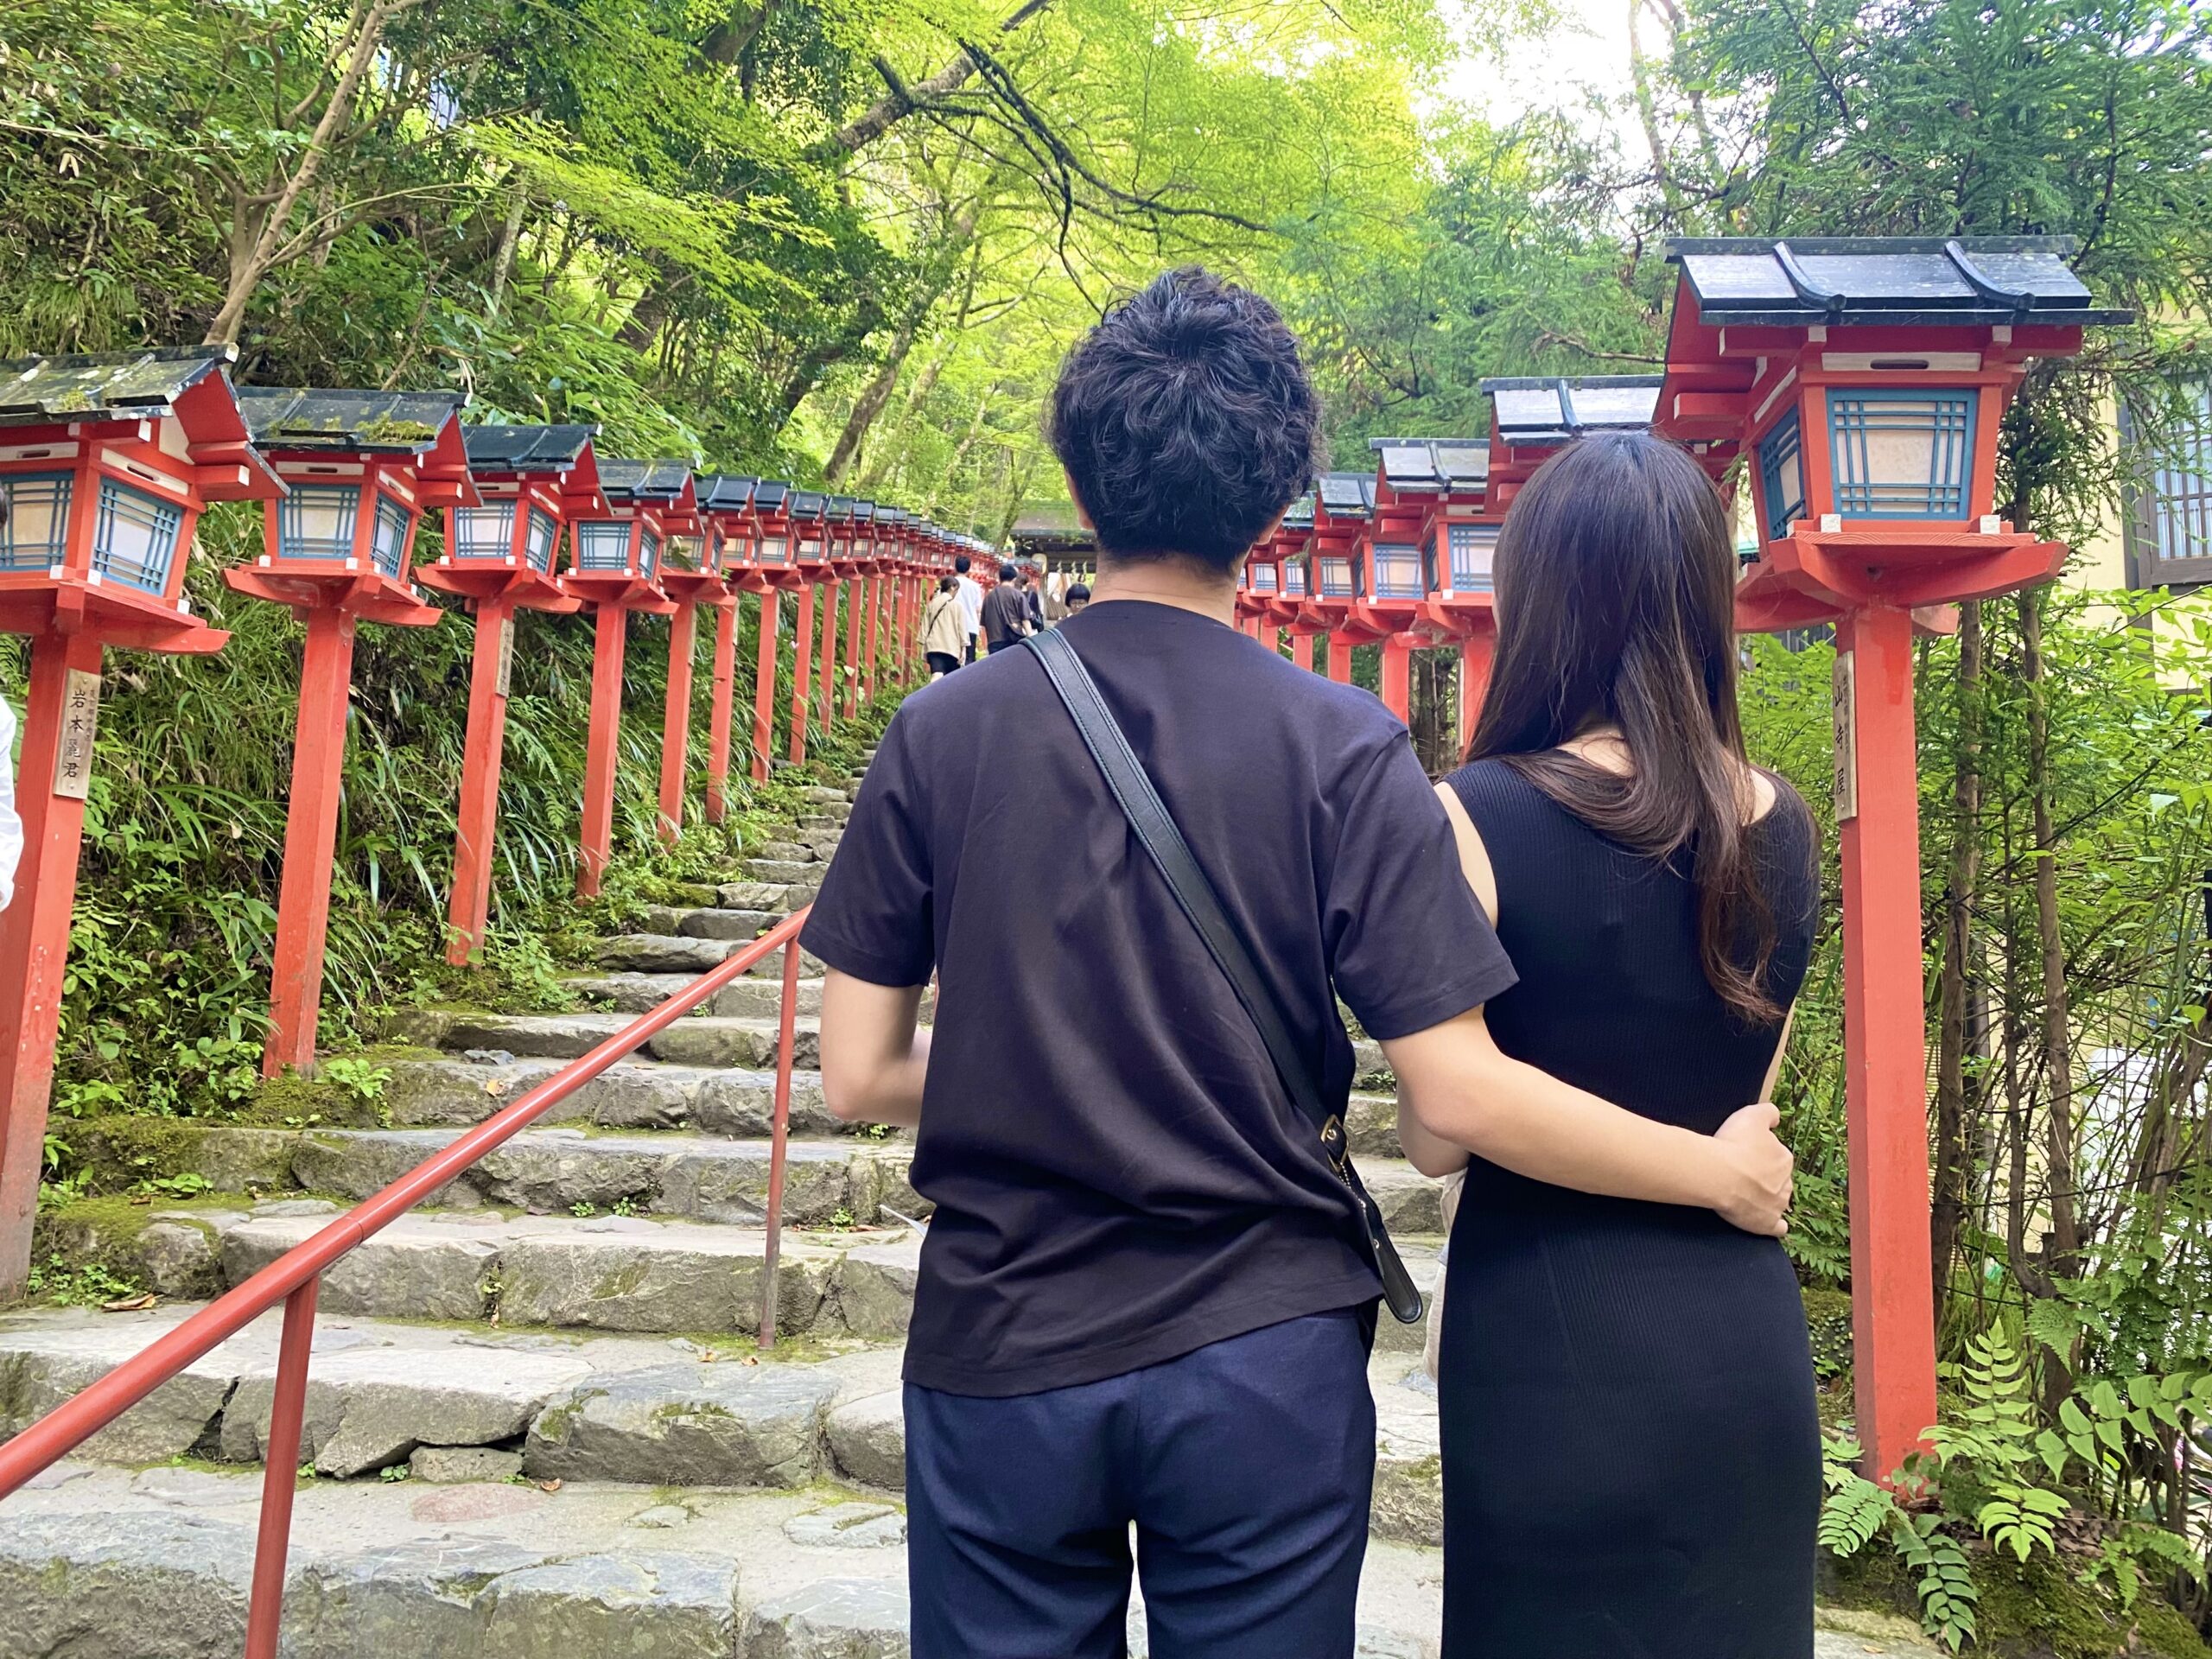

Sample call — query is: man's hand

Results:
[1709,1103,1794,1238]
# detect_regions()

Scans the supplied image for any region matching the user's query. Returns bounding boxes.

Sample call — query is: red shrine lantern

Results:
[1479,376,1664,512]
[1357,437,1493,743]
[747,481,798,782]
[652,485,719,848]
[1349,440,1484,721]
[696,474,761,823]
[1263,489,1319,670]
[564,458,691,896]
[1293,472,1377,682]
[227,387,474,1077]
[424,424,601,965]
[0,346,283,1294]
[1652,234,2130,1481]
[785,490,829,765]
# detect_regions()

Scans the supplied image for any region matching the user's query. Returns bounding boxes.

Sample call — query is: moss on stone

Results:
[1821,1541,2212,1657]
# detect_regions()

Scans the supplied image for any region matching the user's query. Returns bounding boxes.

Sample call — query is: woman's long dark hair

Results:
[1465,430,1783,1024]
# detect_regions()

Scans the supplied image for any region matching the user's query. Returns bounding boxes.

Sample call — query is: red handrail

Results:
[0,905,810,1656]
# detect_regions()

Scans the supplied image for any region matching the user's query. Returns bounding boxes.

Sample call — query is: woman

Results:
[1402,431,1821,1658]
[920,575,964,679]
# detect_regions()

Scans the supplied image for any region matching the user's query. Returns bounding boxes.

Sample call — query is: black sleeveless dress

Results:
[1439,759,1822,1659]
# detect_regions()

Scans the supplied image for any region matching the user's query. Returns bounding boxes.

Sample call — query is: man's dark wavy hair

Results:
[1048,267,1324,573]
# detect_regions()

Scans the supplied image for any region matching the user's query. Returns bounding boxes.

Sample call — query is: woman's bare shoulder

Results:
[1433,779,1500,926]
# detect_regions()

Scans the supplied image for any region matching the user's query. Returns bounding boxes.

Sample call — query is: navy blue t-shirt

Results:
[802,600,1516,1395]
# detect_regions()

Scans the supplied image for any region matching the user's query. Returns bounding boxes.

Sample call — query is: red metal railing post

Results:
[758,936,803,1351]
[244,1275,320,1659]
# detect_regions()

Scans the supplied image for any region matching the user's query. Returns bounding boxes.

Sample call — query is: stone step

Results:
[123,1125,922,1230]
[388,1009,821,1069]
[632,904,791,940]
[715,880,817,912]
[594,934,829,976]
[0,1457,1465,1656]
[565,973,827,1020]
[377,1054,841,1134]
[744,860,821,887]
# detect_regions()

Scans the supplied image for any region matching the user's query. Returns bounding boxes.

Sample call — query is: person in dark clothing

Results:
[1022,560,1048,632]
[804,267,1794,1659]
[980,562,1031,652]
[1407,432,1821,1658]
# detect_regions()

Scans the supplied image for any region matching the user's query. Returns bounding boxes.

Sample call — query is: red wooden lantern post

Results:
[422,425,599,964]
[1294,473,1379,683]
[1269,492,1319,671]
[1355,438,1494,743]
[0,347,281,1294]
[835,501,870,721]
[696,475,760,822]
[227,390,474,1077]
[647,478,711,847]
[563,459,686,897]
[1351,442,1481,721]
[1653,235,2128,1481]
[787,491,830,765]
[747,482,796,783]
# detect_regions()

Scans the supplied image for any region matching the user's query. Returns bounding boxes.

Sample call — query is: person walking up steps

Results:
[804,266,1795,1659]
[981,561,1032,652]
[920,575,964,679]
[953,553,982,664]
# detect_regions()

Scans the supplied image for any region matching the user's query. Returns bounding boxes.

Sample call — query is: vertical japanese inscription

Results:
[52,667,100,801]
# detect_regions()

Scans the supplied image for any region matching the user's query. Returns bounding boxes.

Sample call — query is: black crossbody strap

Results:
[1021,626,1423,1324]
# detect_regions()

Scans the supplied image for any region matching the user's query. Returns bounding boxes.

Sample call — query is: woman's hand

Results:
[1708,1103,1794,1238]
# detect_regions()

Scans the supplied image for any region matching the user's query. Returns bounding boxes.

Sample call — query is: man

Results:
[804,268,1791,1658]
[952,552,982,664]
[979,561,1031,652]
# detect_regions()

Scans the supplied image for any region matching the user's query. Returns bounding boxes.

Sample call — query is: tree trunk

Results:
[487,189,527,318]
[2018,585,2082,1275]
[1930,600,1984,1324]
[812,0,1054,159]
[204,0,416,345]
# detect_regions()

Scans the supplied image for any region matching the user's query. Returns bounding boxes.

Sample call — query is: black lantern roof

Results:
[597,458,691,503]
[1483,377,1662,444]
[1370,437,1490,491]
[789,490,827,518]
[1316,472,1376,516]
[696,474,757,512]
[877,506,907,526]
[851,501,877,523]
[1663,236,2131,328]
[238,387,467,452]
[463,423,596,468]
[825,496,853,521]
[0,345,239,425]
[753,480,791,514]
[1282,490,1316,531]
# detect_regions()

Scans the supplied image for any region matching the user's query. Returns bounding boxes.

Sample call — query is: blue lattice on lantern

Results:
[1449,524,1499,593]
[759,535,789,565]
[92,480,182,594]
[1282,560,1307,597]
[370,493,413,578]
[1372,542,1421,600]
[1249,562,1278,594]
[452,503,514,560]
[1827,389,1975,520]
[0,474,73,571]
[640,531,661,579]
[278,484,360,561]
[1318,554,1360,598]
[1759,410,1807,541]
[525,506,558,573]
[575,521,631,570]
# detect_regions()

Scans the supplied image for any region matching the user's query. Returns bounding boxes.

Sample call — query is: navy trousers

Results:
[905,1309,1376,1659]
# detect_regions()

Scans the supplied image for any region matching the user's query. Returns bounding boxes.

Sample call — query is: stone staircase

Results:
[0,747,1460,1657]
[0,747,1917,1658]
